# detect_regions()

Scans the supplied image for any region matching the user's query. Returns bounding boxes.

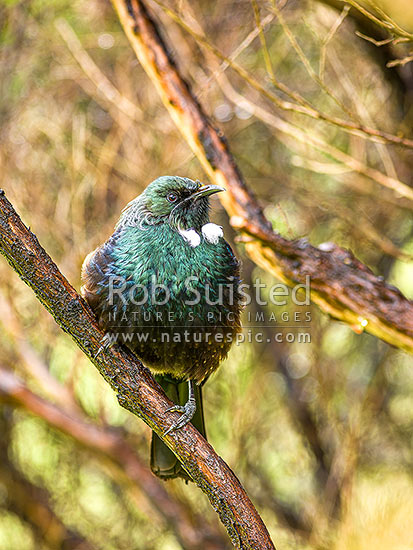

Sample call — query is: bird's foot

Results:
[164,400,196,435]
[94,333,115,358]
[164,380,196,435]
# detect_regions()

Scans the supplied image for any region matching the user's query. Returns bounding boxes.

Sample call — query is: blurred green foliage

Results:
[1,0,413,549]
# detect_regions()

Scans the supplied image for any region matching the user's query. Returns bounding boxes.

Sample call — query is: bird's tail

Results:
[151,375,206,481]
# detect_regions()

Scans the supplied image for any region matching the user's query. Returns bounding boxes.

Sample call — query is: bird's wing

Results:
[80,241,114,313]
[223,239,242,275]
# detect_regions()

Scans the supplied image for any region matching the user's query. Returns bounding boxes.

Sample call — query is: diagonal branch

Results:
[0,190,275,550]
[110,0,413,354]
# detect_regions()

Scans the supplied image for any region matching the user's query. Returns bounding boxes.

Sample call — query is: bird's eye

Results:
[166,192,178,203]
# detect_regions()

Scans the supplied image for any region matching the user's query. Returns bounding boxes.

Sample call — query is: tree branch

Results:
[109,0,413,354]
[317,0,413,94]
[0,190,275,550]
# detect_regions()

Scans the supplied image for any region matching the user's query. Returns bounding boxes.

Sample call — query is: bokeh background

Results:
[2,0,413,548]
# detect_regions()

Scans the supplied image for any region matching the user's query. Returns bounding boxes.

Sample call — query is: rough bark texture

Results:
[0,190,275,550]
[110,0,413,354]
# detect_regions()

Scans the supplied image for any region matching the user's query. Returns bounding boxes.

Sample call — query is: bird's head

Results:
[117,176,224,231]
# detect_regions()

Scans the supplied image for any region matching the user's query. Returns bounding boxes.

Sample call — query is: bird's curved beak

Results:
[193,184,225,198]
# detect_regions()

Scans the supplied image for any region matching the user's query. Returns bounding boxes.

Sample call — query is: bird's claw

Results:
[94,345,105,359]
[94,333,115,358]
[165,404,186,414]
[164,399,196,435]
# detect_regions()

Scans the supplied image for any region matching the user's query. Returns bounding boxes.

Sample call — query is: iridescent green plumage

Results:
[81,176,242,480]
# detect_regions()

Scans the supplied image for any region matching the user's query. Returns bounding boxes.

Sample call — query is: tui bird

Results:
[81,176,242,480]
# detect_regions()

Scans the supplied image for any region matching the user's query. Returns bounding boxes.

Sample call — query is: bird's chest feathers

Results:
[113,223,232,288]
[110,224,238,320]
[178,223,223,247]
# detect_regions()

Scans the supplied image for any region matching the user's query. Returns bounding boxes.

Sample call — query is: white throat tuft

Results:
[178,228,201,247]
[202,223,223,244]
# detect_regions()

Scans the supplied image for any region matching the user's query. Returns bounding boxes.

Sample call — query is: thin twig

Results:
[269,0,354,118]
[327,46,398,179]
[387,54,413,68]
[345,0,413,40]
[320,5,350,80]
[355,31,395,46]
[366,0,413,39]
[55,18,143,122]
[195,5,275,99]
[152,0,413,149]
[217,73,413,203]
